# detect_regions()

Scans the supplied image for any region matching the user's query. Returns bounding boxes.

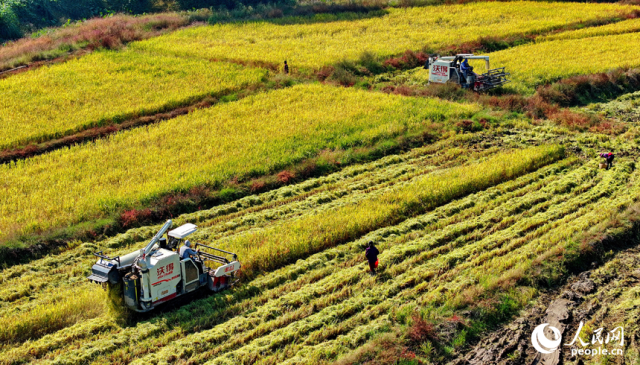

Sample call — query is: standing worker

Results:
[600,152,615,170]
[284,60,289,74]
[365,241,379,275]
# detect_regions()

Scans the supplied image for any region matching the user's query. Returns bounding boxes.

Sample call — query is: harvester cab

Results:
[87,220,241,312]
[428,53,509,92]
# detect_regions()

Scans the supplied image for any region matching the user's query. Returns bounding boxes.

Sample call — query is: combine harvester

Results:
[428,53,509,92]
[87,220,241,312]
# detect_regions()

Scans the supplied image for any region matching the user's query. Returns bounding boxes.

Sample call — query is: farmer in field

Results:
[284,60,289,74]
[365,241,379,275]
[179,240,199,260]
[600,152,614,170]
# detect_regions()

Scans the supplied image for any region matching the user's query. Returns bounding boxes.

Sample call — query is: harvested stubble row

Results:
[0,49,267,150]
[0,84,479,242]
[0,146,559,363]
[203,164,637,365]
[131,2,636,70]
[489,31,640,94]
[17,159,640,364]
[129,156,625,365]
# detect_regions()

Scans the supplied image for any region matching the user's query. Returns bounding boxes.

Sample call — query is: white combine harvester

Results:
[427,53,509,92]
[87,220,240,312]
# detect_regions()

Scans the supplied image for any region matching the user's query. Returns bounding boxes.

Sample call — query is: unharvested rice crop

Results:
[489,32,640,94]
[0,84,479,241]
[131,2,635,70]
[541,17,640,41]
[0,49,267,150]
[223,146,564,278]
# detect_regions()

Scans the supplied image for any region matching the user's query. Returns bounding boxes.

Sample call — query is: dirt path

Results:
[449,245,640,365]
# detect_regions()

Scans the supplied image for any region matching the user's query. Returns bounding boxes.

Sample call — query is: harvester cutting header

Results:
[427,53,509,92]
[87,220,240,312]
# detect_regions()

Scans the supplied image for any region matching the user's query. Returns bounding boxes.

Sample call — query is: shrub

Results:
[550,110,596,131]
[219,188,240,202]
[0,8,22,40]
[316,66,334,81]
[329,66,358,86]
[383,50,428,71]
[250,179,267,193]
[408,315,438,344]
[277,170,296,184]
[455,120,484,133]
[525,95,557,119]
[119,208,152,228]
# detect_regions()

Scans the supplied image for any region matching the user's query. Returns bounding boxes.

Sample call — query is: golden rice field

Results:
[541,17,640,41]
[216,146,563,278]
[0,84,479,242]
[0,50,266,150]
[130,2,636,70]
[4,2,640,364]
[489,31,640,94]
